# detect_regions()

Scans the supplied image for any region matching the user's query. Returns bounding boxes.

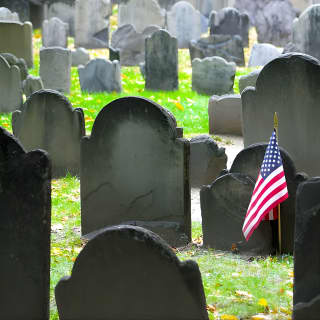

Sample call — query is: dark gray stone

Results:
[190,135,227,187]
[0,0,29,21]
[56,225,209,320]
[0,21,33,67]
[189,35,245,66]
[209,7,249,47]
[242,53,320,177]
[293,178,320,319]
[80,97,191,247]
[78,58,122,93]
[238,69,260,93]
[0,126,51,320]
[71,47,90,66]
[145,29,178,91]
[30,1,46,29]
[0,52,28,80]
[109,46,120,62]
[22,75,44,97]
[248,43,281,67]
[42,17,69,48]
[12,89,85,178]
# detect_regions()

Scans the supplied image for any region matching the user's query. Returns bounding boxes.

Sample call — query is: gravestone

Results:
[23,75,44,97]
[0,7,19,21]
[167,1,202,49]
[42,17,68,48]
[78,59,122,93]
[189,35,245,66]
[0,52,28,80]
[192,56,236,95]
[0,55,22,112]
[12,89,85,178]
[248,43,282,67]
[0,126,51,320]
[71,47,90,66]
[0,0,29,21]
[201,143,306,254]
[238,69,260,93]
[0,21,33,67]
[209,7,249,47]
[81,97,191,247]
[75,0,111,49]
[208,94,242,135]
[242,53,320,177]
[40,47,71,94]
[145,29,178,91]
[55,225,209,320]
[118,0,165,33]
[190,135,227,187]
[294,178,320,319]
[111,24,160,66]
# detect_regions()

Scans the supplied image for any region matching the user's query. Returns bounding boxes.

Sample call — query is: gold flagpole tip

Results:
[274,112,279,132]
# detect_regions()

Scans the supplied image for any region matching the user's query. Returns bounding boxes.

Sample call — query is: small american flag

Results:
[242,129,289,241]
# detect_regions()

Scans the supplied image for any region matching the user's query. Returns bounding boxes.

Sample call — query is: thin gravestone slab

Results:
[0,126,51,320]
[42,17,69,48]
[81,96,191,247]
[56,225,209,320]
[12,89,85,178]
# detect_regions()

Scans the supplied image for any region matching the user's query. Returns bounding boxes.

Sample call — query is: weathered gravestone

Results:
[0,7,19,21]
[201,143,306,254]
[75,0,111,48]
[0,126,51,320]
[208,94,242,135]
[23,75,44,97]
[192,56,236,95]
[81,97,191,247]
[242,53,320,177]
[78,58,122,93]
[294,178,320,320]
[71,47,90,66]
[190,135,227,187]
[0,0,29,21]
[12,89,85,178]
[238,69,260,93]
[0,52,28,80]
[209,7,249,47]
[56,225,209,320]
[40,47,71,94]
[145,29,178,91]
[118,0,165,33]
[0,55,22,112]
[167,1,202,49]
[111,24,160,66]
[189,35,245,66]
[248,43,281,67]
[42,17,69,48]
[0,21,33,67]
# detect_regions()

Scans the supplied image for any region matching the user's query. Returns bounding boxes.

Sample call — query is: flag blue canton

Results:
[261,130,282,180]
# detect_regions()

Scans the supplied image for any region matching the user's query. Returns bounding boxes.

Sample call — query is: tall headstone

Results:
[209,7,249,47]
[118,0,165,33]
[12,89,85,178]
[42,17,68,48]
[0,126,51,320]
[81,97,191,247]
[0,0,29,21]
[0,21,33,67]
[167,1,202,49]
[40,47,71,94]
[0,7,20,21]
[248,43,281,67]
[78,59,122,93]
[56,225,209,320]
[145,29,178,91]
[242,53,320,177]
[0,55,22,112]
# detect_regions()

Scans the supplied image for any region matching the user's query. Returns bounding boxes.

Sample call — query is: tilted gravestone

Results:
[0,21,33,67]
[78,58,122,93]
[248,43,281,67]
[56,225,209,320]
[40,47,71,94]
[242,53,320,177]
[294,178,320,320]
[145,29,178,91]
[111,24,160,66]
[201,143,306,254]
[189,34,245,66]
[12,89,85,178]
[190,135,227,187]
[42,17,69,48]
[118,0,165,33]
[167,1,202,49]
[81,97,191,247]
[209,7,249,47]
[75,0,111,48]
[192,56,236,95]
[23,75,44,97]
[238,69,260,93]
[0,126,51,320]
[0,55,22,112]
[71,47,90,66]
[0,7,20,22]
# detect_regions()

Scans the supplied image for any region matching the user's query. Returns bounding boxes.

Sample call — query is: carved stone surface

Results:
[42,17,69,48]
[71,47,90,66]
[238,69,260,93]
[0,52,28,80]
[0,7,20,22]
[23,75,44,97]
[248,43,281,67]
[0,0,29,21]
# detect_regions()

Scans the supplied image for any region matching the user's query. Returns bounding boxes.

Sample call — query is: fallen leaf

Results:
[206,304,216,313]
[175,102,184,111]
[235,290,253,299]
[221,315,238,320]
[251,314,271,319]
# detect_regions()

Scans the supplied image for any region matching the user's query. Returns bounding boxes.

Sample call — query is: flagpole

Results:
[274,112,282,254]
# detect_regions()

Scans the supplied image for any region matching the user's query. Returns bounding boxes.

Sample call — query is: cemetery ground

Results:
[0,31,293,320]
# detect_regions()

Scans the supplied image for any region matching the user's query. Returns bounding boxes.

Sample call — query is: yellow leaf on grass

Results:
[221,315,238,320]
[175,102,184,111]
[235,290,253,299]
[251,314,270,320]
[280,307,291,315]
[206,304,216,313]
[258,298,268,307]
[288,271,294,277]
